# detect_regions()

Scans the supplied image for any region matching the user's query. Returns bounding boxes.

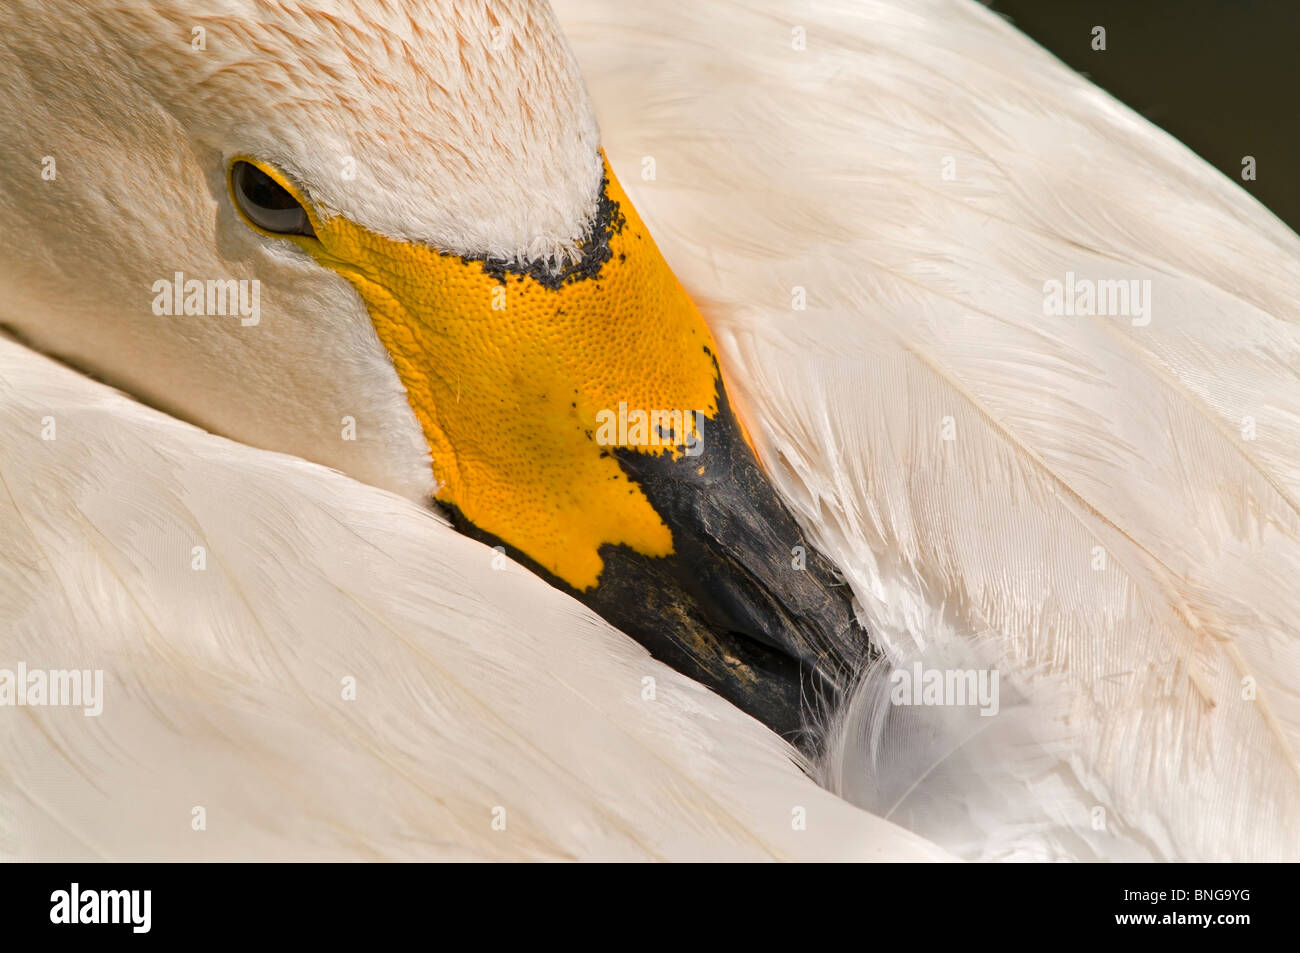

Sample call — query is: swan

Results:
[2,0,1296,861]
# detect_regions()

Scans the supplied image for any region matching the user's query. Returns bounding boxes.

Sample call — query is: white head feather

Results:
[0,0,601,501]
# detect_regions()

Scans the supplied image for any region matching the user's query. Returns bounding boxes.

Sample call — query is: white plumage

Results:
[2,0,1297,861]
[0,339,948,861]
[558,0,1300,860]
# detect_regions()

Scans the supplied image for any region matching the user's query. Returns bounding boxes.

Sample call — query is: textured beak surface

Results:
[247,153,868,742]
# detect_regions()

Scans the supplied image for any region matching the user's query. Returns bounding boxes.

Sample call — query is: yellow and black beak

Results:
[232,153,868,744]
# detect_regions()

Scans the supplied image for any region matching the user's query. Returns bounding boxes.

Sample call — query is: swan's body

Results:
[558,0,1300,861]
[2,0,1297,861]
[0,338,950,861]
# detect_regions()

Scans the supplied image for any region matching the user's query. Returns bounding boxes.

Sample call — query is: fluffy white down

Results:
[555,0,1300,860]
[0,0,604,507]
[0,338,951,861]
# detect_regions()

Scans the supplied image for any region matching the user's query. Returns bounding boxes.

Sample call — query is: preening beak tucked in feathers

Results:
[229,151,867,741]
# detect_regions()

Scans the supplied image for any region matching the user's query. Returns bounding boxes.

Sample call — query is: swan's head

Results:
[0,0,860,740]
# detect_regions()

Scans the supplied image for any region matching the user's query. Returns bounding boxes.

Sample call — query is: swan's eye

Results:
[231,161,316,238]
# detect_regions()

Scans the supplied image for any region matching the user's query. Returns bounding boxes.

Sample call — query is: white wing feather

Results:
[557,0,1300,860]
[0,338,950,861]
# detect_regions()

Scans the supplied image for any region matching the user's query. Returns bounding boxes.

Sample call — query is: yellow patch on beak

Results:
[235,153,722,590]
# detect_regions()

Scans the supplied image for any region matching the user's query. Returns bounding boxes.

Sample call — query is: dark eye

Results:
[231,161,316,237]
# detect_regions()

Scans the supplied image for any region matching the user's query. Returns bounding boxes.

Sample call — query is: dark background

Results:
[985,0,1299,235]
